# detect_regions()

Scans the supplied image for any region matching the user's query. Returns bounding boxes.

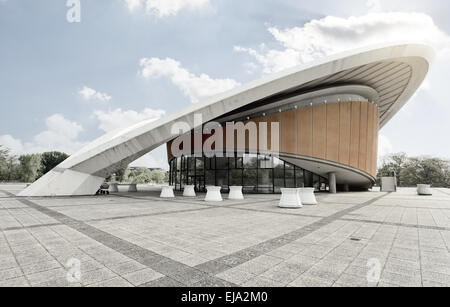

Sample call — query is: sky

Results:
[1,0,450,170]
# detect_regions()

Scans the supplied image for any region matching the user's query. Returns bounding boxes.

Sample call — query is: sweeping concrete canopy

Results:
[19,43,434,196]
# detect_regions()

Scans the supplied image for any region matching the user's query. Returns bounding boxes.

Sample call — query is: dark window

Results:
[258,169,272,193]
[273,157,284,193]
[196,158,204,175]
[295,167,304,188]
[243,169,257,193]
[216,157,228,170]
[230,169,243,186]
[216,170,228,190]
[258,155,273,169]
[244,154,258,169]
[205,170,215,186]
[169,154,327,194]
[285,165,295,188]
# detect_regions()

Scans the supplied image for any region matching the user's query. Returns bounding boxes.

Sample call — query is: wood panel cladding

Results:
[167,101,379,177]
[281,110,297,154]
[298,108,312,157]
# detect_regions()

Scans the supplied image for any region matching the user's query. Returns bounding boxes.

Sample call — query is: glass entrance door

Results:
[195,176,205,192]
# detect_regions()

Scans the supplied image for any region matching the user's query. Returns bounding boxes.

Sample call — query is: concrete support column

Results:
[328,172,337,194]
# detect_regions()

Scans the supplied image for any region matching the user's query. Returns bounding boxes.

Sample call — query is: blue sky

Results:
[1,0,450,168]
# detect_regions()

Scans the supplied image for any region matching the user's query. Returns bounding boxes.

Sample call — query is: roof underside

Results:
[216,58,420,128]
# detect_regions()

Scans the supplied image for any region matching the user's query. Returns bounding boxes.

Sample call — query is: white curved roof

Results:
[19,43,434,196]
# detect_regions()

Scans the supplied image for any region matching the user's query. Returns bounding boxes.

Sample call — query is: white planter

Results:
[109,183,119,193]
[417,184,432,196]
[160,186,175,198]
[128,184,138,192]
[183,185,196,197]
[279,188,303,208]
[205,186,223,202]
[298,188,318,205]
[228,186,244,200]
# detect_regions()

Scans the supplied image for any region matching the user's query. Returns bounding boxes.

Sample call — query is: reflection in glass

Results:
[169,153,327,194]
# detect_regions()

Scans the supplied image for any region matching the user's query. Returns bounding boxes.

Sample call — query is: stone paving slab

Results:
[0,184,450,287]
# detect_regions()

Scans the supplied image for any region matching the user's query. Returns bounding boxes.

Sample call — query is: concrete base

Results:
[279,188,303,208]
[298,188,318,205]
[381,177,397,192]
[160,186,175,198]
[417,184,432,196]
[109,183,119,193]
[205,186,223,202]
[18,169,104,197]
[183,185,196,197]
[128,184,137,192]
[228,186,244,200]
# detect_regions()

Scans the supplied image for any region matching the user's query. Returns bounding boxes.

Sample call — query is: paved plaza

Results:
[1,184,450,287]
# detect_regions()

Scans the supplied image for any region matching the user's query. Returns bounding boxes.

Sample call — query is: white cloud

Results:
[124,0,210,17]
[0,135,25,155]
[378,134,393,165]
[366,0,382,13]
[235,12,450,74]
[93,108,166,132]
[140,57,240,103]
[79,86,112,102]
[0,114,85,155]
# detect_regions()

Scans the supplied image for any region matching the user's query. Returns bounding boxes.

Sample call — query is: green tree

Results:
[112,165,129,182]
[18,154,42,183]
[377,152,408,186]
[0,146,21,181]
[127,167,152,184]
[0,146,9,180]
[401,157,450,187]
[39,152,69,177]
[150,169,166,184]
[378,153,450,187]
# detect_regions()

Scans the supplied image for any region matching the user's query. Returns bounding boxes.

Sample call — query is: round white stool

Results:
[109,183,119,193]
[298,188,318,205]
[160,186,175,198]
[205,186,223,202]
[228,186,244,200]
[183,185,196,197]
[128,184,138,192]
[417,184,432,196]
[279,188,303,208]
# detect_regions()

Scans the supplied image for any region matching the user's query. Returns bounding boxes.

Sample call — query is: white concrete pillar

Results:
[228,186,244,200]
[160,186,175,198]
[328,172,337,194]
[109,183,119,193]
[279,188,303,208]
[128,184,138,192]
[298,188,318,206]
[417,184,432,196]
[205,186,223,202]
[183,185,196,197]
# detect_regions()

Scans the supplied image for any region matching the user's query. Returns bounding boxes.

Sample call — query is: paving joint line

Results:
[3,190,391,286]
[9,196,237,287]
[191,193,391,276]
[339,217,450,232]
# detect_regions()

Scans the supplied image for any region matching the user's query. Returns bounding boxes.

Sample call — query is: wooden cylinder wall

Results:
[167,101,379,178]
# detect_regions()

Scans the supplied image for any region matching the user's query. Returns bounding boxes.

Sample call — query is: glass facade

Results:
[169,154,329,194]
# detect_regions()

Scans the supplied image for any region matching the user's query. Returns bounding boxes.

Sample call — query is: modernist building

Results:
[19,43,433,197]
